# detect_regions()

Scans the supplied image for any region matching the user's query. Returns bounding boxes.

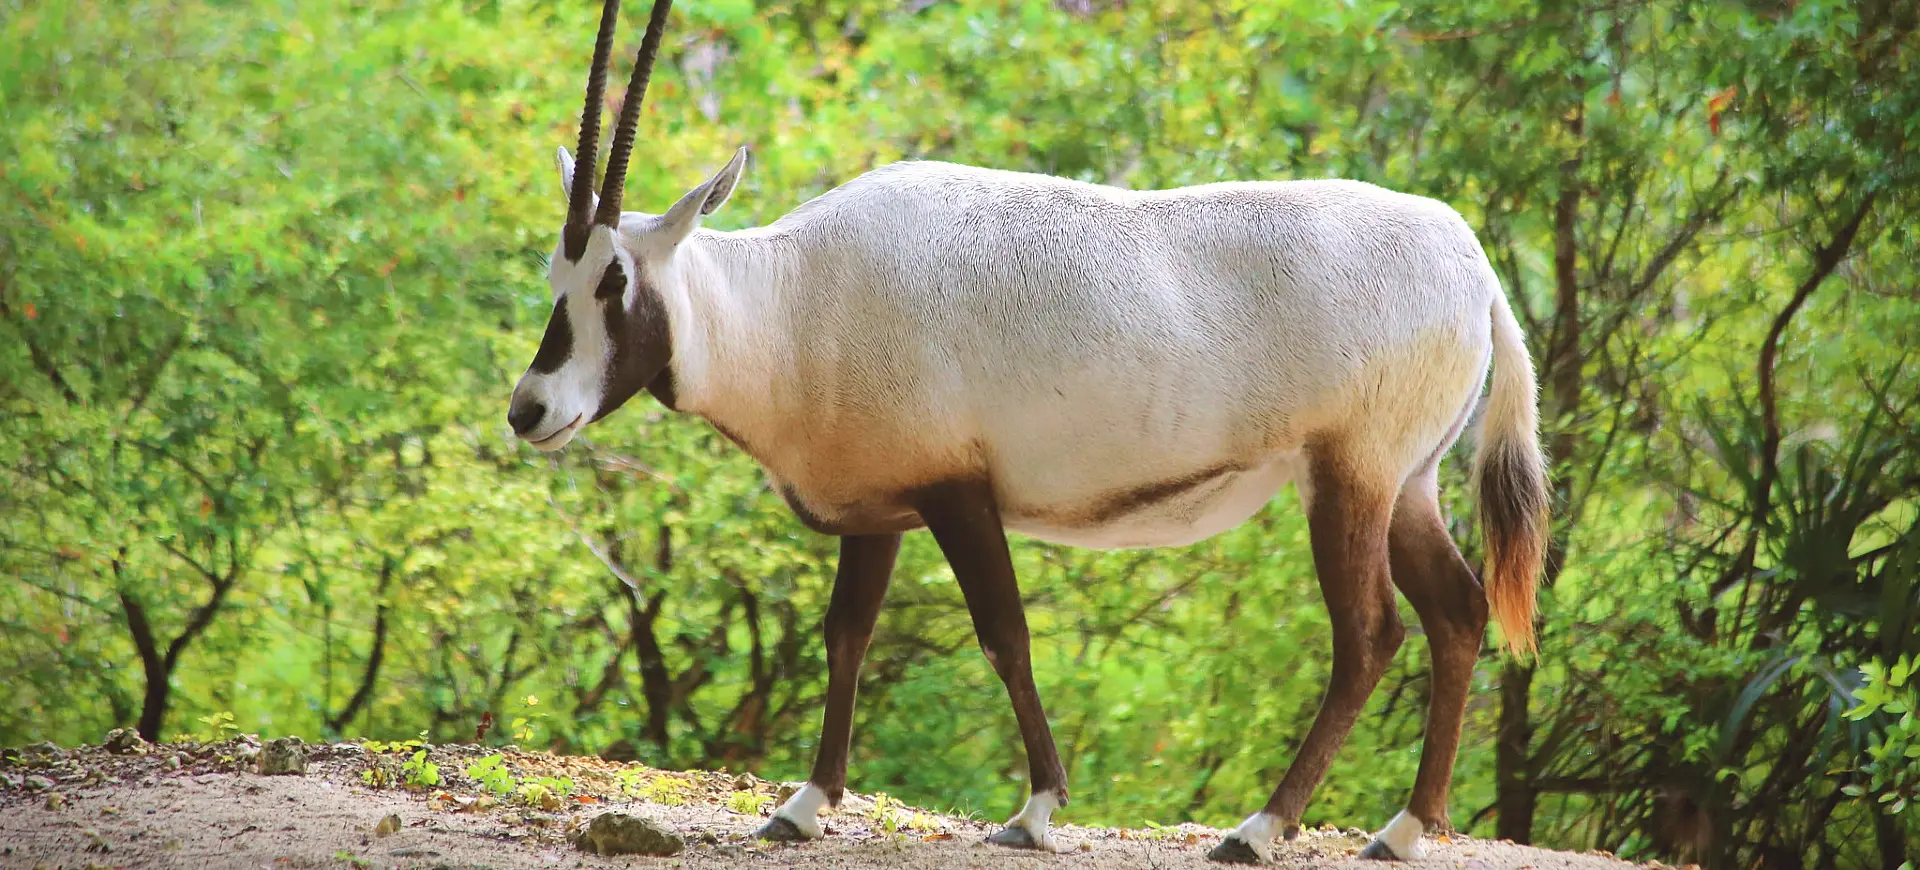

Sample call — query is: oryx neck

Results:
[662,228,799,425]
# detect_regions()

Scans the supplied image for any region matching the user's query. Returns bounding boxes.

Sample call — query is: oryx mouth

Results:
[529,413,585,449]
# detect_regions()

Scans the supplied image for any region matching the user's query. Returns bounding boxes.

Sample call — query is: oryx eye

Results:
[594,263,627,300]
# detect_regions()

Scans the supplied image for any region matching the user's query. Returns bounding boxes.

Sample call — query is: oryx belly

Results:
[997,450,1307,550]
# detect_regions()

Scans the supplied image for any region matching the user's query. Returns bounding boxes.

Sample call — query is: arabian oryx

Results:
[506,0,1549,861]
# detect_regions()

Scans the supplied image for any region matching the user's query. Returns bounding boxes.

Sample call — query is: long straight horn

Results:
[565,0,624,260]
[594,0,675,227]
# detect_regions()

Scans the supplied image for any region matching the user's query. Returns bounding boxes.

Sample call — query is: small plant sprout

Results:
[511,695,544,744]
[197,711,241,743]
[515,776,571,810]
[726,791,772,815]
[636,774,694,806]
[400,749,440,789]
[464,753,516,796]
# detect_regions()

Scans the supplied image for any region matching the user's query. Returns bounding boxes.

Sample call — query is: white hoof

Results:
[1210,812,1278,862]
[1360,810,1426,860]
[990,791,1060,852]
[761,782,829,840]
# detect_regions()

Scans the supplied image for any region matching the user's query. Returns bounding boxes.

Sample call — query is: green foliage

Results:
[1844,656,1919,816]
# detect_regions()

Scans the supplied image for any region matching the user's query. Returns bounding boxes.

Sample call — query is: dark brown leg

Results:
[1355,476,1488,859]
[1210,453,1403,864]
[913,479,1069,850]
[757,533,900,841]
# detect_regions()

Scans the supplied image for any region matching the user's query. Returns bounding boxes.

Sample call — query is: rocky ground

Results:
[2,733,1655,870]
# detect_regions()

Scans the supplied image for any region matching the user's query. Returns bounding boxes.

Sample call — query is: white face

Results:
[503,145,746,450]
[506,226,635,452]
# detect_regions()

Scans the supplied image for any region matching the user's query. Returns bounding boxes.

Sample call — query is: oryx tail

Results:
[1474,287,1550,656]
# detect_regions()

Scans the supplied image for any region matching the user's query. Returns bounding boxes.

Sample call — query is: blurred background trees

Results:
[1,0,1913,867]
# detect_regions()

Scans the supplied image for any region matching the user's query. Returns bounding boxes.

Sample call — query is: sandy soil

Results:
[1,738,1648,870]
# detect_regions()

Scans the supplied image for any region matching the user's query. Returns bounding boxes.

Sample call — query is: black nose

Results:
[508,401,546,437]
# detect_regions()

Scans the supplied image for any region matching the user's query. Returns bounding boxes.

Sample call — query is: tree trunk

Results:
[1495,660,1536,842]
[1873,809,1908,870]
[136,663,171,742]
[1497,117,1585,844]
[326,558,395,733]
[119,589,172,742]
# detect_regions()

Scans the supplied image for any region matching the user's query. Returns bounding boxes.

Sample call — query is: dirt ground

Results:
[1,737,1651,870]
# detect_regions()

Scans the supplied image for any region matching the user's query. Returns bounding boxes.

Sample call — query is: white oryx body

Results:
[650,161,1506,550]
[510,1,1547,861]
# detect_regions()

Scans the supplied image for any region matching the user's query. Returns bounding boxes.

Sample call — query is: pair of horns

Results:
[564,0,674,260]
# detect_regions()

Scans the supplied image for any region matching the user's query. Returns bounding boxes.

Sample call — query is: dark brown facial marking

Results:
[1083,462,1244,525]
[528,299,573,375]
[646,366,678,411]
[594,261,627,299]
[592,266,676,422]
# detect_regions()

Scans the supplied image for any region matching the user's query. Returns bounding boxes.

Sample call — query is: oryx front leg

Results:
[755,533,900,842]
[915,480,1069,852]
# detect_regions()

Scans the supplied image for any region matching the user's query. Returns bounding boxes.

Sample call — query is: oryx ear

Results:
[658,147,749,246]
[555,147,575,205]
[556,146,601,214]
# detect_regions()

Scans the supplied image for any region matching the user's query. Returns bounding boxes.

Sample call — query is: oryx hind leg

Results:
[1355,470,1488,860]
[1210,442,1404,863]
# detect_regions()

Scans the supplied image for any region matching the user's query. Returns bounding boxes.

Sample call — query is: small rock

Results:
[256,737,307,775]
[731,773,755,790]
[102,728,148,755]
[164,755,181,770]
[573,812,684,857]
[23,775,55,791]
[774,782,800,804]
[375,814,402,837]
[45,792,67,810]
[21,742,66,768]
